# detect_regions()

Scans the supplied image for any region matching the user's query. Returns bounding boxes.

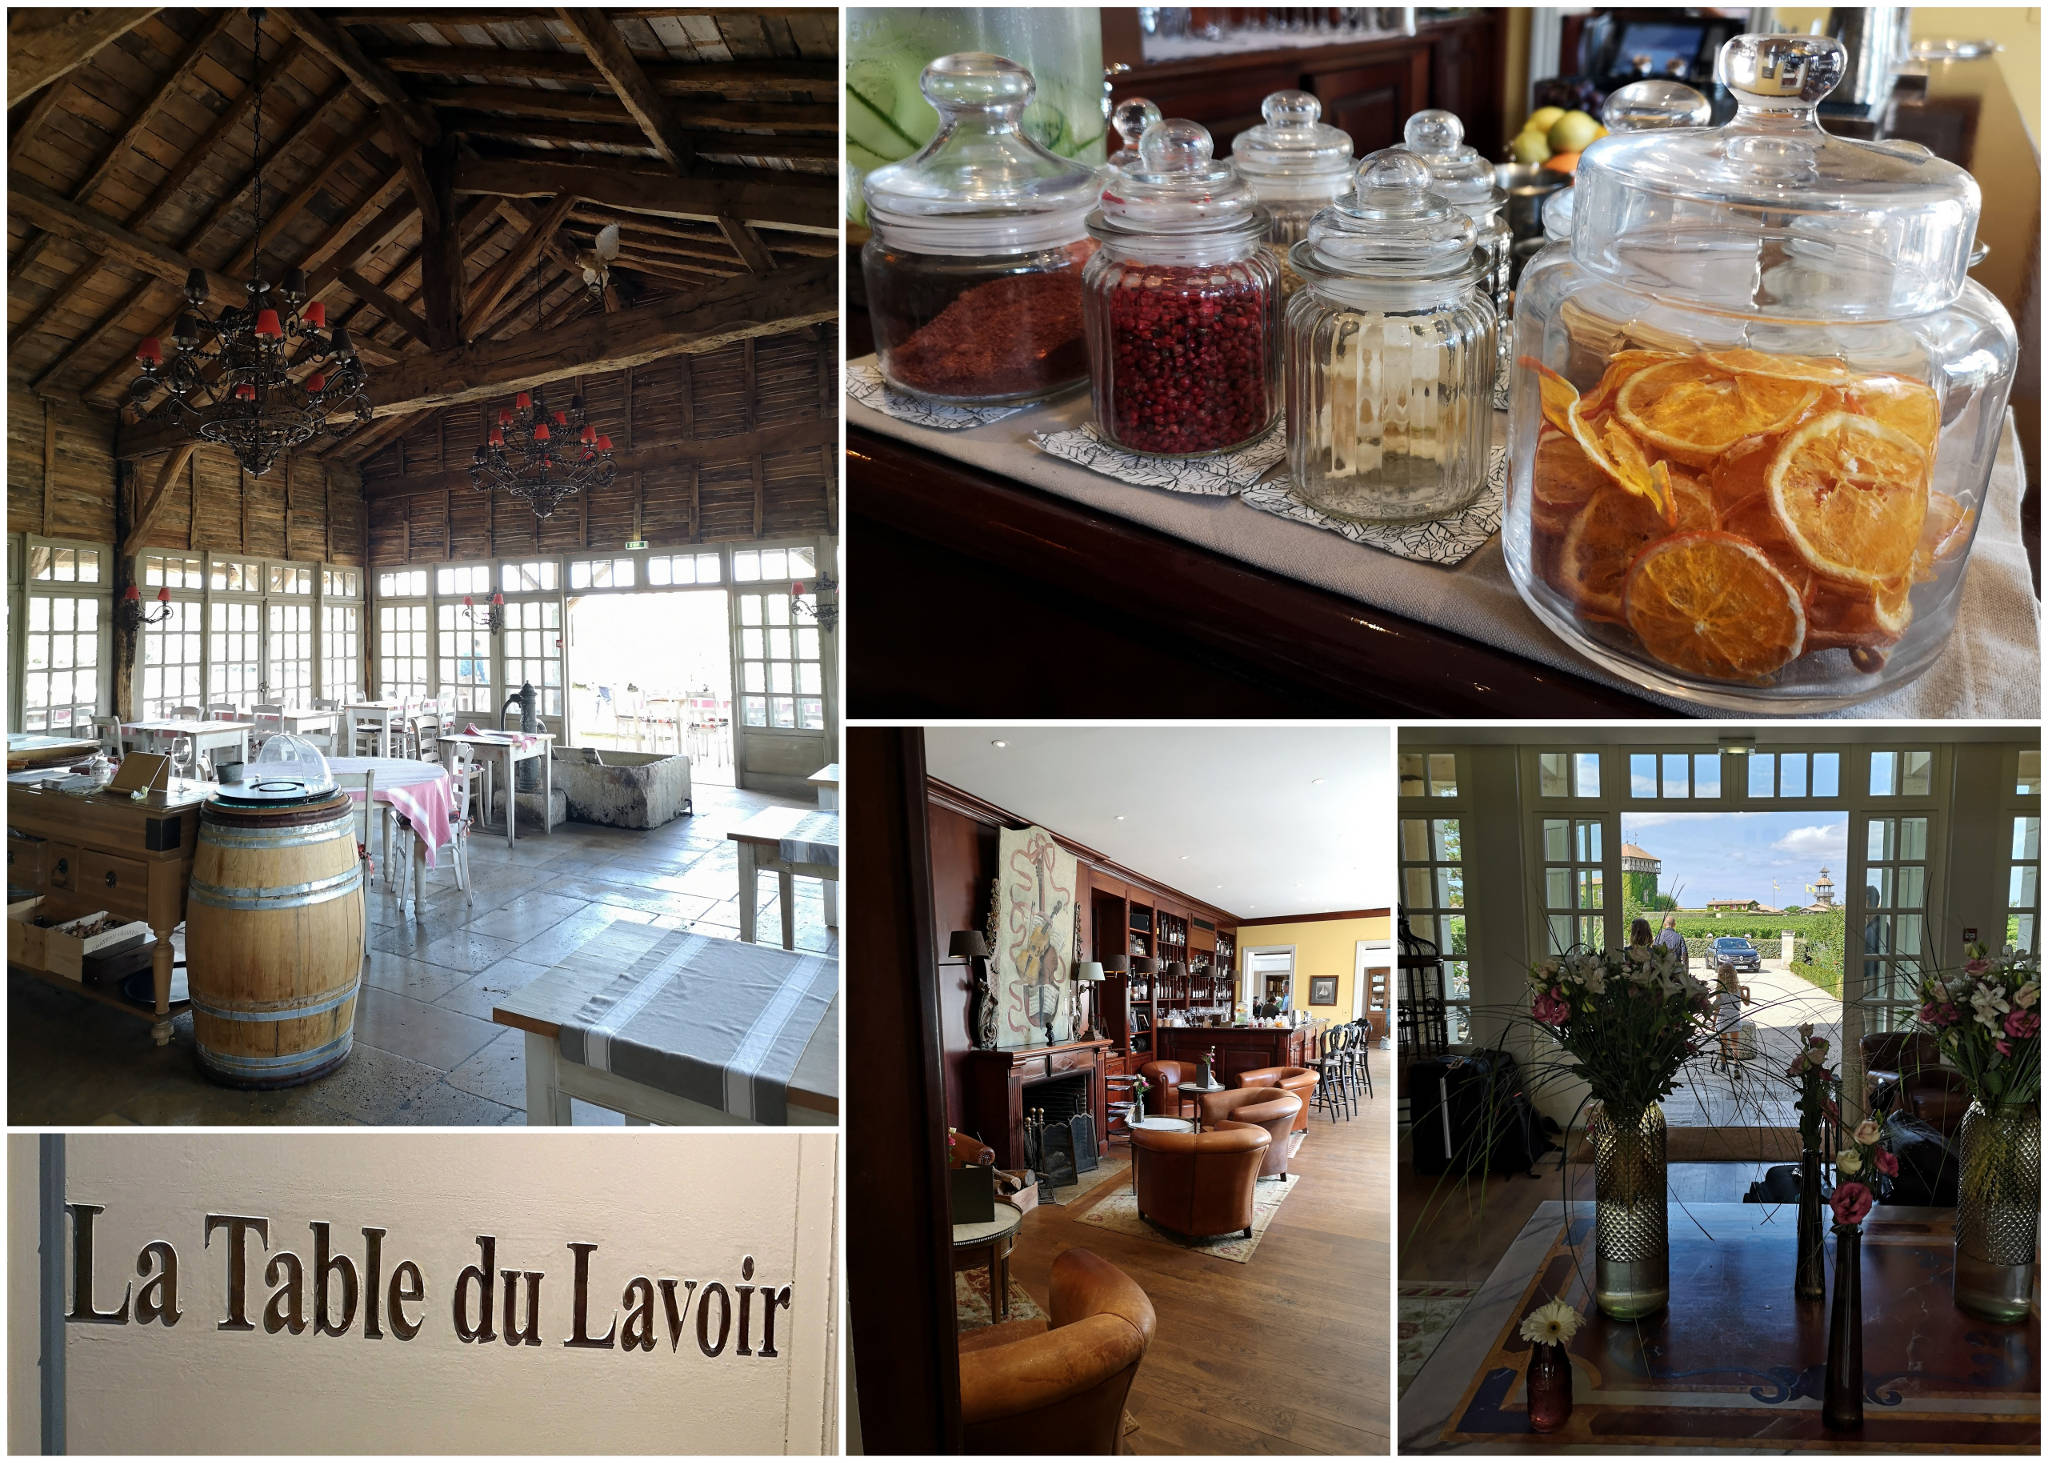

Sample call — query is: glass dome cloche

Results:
[225,732,336,803]
[1504,32,2017,711]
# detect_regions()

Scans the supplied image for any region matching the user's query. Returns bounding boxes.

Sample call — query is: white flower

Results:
[1837,1149,1862,1176]
[1971,984,2011,1030]
[2016,980,2039,1010]
[1582,964,1607,996]
[1853,1119,1881,1147]
[1627,944,1649,964]
[1518,1298,1583,1347]
[1798,1022,1814,1043]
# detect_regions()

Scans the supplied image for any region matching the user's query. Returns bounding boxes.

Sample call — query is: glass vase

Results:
[1954,1100,2040,1322]
[1822,1225,1863,1431]
[1795,1146,1827,1301]
[1526,1340,1572,1433]
[1589,1101,1668,1319]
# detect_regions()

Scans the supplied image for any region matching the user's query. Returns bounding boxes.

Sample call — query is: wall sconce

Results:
[950,929,995,1050]
[117,583,173,633]
[791,571,839,633]
[462,592,505,633]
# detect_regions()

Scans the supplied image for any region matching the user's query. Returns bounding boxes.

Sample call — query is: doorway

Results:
[564,590,735,785]
[1618,809,1848,1128]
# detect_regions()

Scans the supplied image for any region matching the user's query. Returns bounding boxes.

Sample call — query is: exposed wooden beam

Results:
[8,8,161,106]
[442,111,655,155]
[609,250,742,285]
[223,87,363,273]
[493,198,582,278]
[718,216,775,274]
[296,162,409,274]
[359,259,834,416]
[358,416,840,496]
[8,180,246,309]
[276,7,438,145]
[8,74,72,171]
[554,9,695,171]
[123,444,197,555]
[380,106,439,234]
[414,82,832,133]
[337,268,432,346]
[567,205,839,259]
[456,157,835,235]
[464,192,578,336]
[373,46,832,98]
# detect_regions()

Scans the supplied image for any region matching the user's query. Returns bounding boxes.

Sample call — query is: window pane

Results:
[1692,753,1719,798]
[1543,819,1568,862]
[1781,753,1807,798]
[1539,753,1567,798]
[1868,820,1892,861]
[1662,754,1689,797]
[1631,754,1657,798]
[2019,749,2042,796]
[1896,865,1925,908]
[1401,819,1429,862]
[1431,819,1460,862]
[2009,865,2038,909]
[1899,817,1928,861]
[1812,752,1840,798]
[1750,753,1774,797]
[1901,750,1933,797]
[1547,914,1575,953]
[1399,753,1425,796]
[1575,753,1600,798]
[1404,867,1433,907]
[1436,866,1464,909]
[1546,867,1570,908]
[2015,816,2041,861]
[1870,751,1897,796]
[1428,753,1457,797]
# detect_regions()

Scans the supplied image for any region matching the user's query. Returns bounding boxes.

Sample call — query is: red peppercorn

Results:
[1093,261,1274,455]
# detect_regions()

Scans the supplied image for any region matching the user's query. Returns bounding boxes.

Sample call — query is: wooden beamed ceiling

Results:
[6,6,838,469]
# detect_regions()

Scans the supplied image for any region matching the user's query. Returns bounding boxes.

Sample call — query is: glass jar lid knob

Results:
[1399,107,1499,205]
[1297,147,1477,279]
[1602,79,1712,131]
[1716,33,1846,113]
[1109,97,1163,168]
[921,51,1035,118]
[1263,88,1321,128]
[1139,117,1218,175]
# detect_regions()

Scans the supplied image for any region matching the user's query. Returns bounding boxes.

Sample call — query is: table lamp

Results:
[950,930,995,1049]
[1073,959,1104,1039]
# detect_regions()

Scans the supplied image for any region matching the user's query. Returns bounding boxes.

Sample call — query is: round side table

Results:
[951,1197,1026,1321]
[1178,1080,1226,1130]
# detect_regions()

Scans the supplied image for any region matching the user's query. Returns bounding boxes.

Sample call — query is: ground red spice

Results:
[1100,266,1273,455]
[885,263,1088,400]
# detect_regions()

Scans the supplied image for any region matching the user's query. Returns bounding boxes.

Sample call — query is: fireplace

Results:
[1023,1073,1100,1187]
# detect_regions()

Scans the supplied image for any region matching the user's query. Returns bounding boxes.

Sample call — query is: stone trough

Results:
[548,747,693,829]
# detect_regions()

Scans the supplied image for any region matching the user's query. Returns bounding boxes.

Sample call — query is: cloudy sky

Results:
[1622,810,1849,908]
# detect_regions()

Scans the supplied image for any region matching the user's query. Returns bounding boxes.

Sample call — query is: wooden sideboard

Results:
[1156,1024,1309,1084]
[7,778,209,1044]
[964,1038,1113,1169]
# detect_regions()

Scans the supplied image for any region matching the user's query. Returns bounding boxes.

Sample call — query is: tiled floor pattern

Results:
[8,783,836,1125]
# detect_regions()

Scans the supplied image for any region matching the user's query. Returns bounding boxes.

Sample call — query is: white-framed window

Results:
[208,599,263,704]
[268,563,313,595]
[377,568,428,598]
[647,551,721,586]
[436,604,493,713]
[208,556,261,592]
[736,587,824,729]
[1629,751,1723,799]
[1861,812,1930,1033]
[731,545,815,584]
[1399,750,1460,798]
[1746,749,1842,798]
[501,598,563,717]
[378,603,430,699]
[1539,815,1609,955]
[436,563,492,597]
[266,601,314,702]
[2008,814,2039,957]
[568,556,636,590]
[1400,813,1469,1045]
[323,566,362,599]
[139,602,204,718]
[321,603,362,701]
[1536,750,1601,798]
[501,560,560,593]
[1869,749,1934,798]
[142,551,203,590]
[21,584,103,734]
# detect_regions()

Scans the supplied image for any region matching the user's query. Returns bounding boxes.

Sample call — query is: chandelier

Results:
[468,261,615,518]
[124,9,370,476]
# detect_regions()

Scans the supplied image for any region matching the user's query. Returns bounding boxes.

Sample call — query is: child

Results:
[1712,962,1744,1072]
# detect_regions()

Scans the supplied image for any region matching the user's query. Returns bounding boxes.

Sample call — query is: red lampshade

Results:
[304,301,326,327]
[235,383,256,400]
[579,424,596,444]
[533,423,550,442]
[595,434,612,452]
[552,410,567,426]
[122,585,141,601]
[491,592,504,606]
[254,309,283,339]
[487,428,505,447]
[156,587,171,603]
[306,373,326,392]
[136,337,162,365]
[463,595,474,608]
[514,391,532,410]
[498,408,512,426]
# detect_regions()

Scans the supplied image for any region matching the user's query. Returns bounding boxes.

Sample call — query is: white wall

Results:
[8,1132,837,1456]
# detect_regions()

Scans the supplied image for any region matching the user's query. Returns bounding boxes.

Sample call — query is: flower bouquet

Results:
[1517,1299,1582,1433]
[1822,1117,1894,1431]
[1528,944,1715,1318]
[1917,944,2040,1321]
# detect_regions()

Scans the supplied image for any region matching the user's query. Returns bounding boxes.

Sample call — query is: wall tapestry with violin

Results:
[988,825,1078,1048]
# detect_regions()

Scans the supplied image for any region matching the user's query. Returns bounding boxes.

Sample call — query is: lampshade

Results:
[1074,961,1105,984]
[949,930,989,959]
[1129,956,1160,973]
[1166,960,1188,977]
[1100,951,1130,974]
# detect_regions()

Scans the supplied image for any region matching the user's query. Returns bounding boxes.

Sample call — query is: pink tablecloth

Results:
[329,757,456,867]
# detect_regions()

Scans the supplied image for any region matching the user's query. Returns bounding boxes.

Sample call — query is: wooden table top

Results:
[1418,1203,2039,1453]
[492,921,838,1119]
[6,735,99,771]
[808,762,840,788]
[728,804,838,845]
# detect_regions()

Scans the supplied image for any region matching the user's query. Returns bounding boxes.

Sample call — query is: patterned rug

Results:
[954,1266,1046,1332]
[1070,1170,1298,1263]
[1398,1280,1478,1398]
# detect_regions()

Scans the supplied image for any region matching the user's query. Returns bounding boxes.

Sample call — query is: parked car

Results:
[1707,935,1762,973]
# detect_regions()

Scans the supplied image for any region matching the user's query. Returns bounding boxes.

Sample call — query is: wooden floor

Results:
[1003,1084,1391,1455]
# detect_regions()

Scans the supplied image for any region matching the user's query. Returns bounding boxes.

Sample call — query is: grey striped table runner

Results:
[556,929,835,1123]
[776,809,839,868]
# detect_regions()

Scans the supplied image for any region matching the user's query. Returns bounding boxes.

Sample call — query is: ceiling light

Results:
[991,739,1007,749]
[1114,814,1125,821]
[1312,777,1326,785]
[1719,733,1756,754]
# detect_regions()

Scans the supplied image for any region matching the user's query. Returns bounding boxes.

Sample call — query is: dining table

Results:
[728,804,839,949]
[121,718,254,770]
[342,700,408,757]
[438,731,555,849]
[328,756,457,918]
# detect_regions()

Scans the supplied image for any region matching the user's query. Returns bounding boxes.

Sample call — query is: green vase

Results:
[1954,1100,2039,1322]
[1590,1101,1668,1320]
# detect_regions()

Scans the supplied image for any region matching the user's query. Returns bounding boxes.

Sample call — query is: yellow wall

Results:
[1234,913,1391,1019]
[1767,7,2036,139]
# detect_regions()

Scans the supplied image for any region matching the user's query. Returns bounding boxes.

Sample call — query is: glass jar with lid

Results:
[1230,91,1354,293]
[1539,81,1713,247]
[860,53,1103,406]
[1107,97,1162,173]
[1507,34,2017,709]
[1083,119,1282,457]
[1285,149,1495,525]
[1401,109,1509,395]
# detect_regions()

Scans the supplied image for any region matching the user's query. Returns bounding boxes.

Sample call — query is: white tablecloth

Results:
[849,358,2040,718]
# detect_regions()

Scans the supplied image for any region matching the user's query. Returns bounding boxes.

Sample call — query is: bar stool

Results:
[1346,1018,1375,1100]
[1309,1023,1351,1122]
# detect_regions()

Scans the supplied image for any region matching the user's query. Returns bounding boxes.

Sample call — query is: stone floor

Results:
[8,782,836,1126]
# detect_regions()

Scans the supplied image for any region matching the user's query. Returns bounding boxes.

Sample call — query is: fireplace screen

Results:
[1023,1073,1098,1188]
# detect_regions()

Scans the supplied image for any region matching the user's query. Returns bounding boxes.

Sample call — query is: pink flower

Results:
[1996,1038,2013,1057]
[1874,1148,1899,1178]
[1785,1055,1808,1078]
[1532,989,1569,1026]
[1964,957,1991,975]
[1918,1002,1941,1025]
[1829,1181,1874,1227]
[2005,1008,2040,1041]
[1939,1002,1961,1026]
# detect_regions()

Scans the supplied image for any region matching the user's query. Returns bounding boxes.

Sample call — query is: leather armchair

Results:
[1131,1120,1271,1239]
[1198,1087,1303,1178]
[958,1247,1157,1455]
[1234,1065,1318,1132]
[1137,1059,1189,1116]
[1862,1033,1972,1138]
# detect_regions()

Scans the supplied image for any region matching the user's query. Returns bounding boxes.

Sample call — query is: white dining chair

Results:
[171,704,202,720]
[332,768,378,956]
[91,715,123,755]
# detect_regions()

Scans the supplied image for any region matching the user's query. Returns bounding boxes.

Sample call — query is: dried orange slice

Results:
[1581,350,1685,416]
[1807,577,1913,650]
[1622,531,1808,680]
[1558,489,1670,624]
[1532,428,1610,531]
[1911,490,1973,581]
[1846,374,1941,452]
[1617,360,1820,466]
[1767,411,1929,585]
[1700,347,1855,385]
[1526,359,1580,435]
[1666,465,1715,532]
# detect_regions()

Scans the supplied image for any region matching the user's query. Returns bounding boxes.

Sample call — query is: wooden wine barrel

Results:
[185,789,364,1087]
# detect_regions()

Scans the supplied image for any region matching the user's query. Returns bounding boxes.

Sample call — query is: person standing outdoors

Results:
[1655,913,1689,964]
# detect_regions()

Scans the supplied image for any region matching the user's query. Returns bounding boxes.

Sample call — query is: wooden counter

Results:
[1157,1024,1308,1085]
[7,777,210,1044]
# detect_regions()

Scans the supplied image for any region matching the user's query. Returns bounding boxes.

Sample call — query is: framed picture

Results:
[989,824,1078,1047]
[1309,975,1339,1007]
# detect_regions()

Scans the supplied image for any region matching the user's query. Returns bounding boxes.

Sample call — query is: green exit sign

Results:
[625,539,648,550]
